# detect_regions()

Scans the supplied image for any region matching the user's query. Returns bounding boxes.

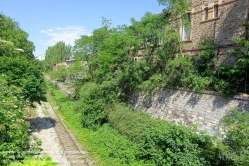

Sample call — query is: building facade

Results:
[182,0,249,63]
[52,56,76,71]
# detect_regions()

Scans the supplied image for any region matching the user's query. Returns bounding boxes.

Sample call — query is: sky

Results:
[0,0,165,56]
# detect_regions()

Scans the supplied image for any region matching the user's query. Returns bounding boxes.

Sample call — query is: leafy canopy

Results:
[43,41,72,71]
[0,14,35,59]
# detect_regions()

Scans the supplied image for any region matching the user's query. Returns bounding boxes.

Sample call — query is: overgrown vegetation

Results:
[0,14,35,59]
[221,109,249,165]
[0,13,47,165]
[0,14,46,102]
[0,76,29,165]
[42,41,72,71]
[47,82,226,166]
[45,0,249,165]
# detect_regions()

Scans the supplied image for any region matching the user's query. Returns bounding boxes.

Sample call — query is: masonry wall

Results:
[129,89,249,135]
[183,0,249,57]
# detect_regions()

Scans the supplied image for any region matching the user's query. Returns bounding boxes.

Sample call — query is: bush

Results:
[50,66,67,81]
[76,82,108,130]
[0,77,30,165]
[108,104,221,166]
[221,109,249,165]
[0,56,46,102]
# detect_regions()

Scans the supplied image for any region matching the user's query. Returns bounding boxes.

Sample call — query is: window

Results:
[214,5,218,18]
[204,8,208,20]
[182,13,191,40]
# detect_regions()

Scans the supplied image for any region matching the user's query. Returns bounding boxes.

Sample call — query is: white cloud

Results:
[40,25,90,46]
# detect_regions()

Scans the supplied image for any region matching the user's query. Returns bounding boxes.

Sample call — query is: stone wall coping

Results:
[138,87,249,101]
[177,87,249,101]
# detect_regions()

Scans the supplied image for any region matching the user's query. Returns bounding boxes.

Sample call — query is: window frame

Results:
[214,4,219,18]
[182,13,191,41]
[204,8,208,20]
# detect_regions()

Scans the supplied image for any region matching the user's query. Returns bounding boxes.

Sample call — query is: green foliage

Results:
[195,37,244,95]
[67,60,88,80]
[214,64,243,95]
[75,82,109,130]
[137,55,211,93]
[49,84,226,166]
[197,37,218,78]
[43,41,71,71]
[44,5,249,166]
[92,124,140,165]
[0,13,47,165]
[157,0,191,19]
[108,104,221,166]
[207,23,249,95]
[0,39,21,57]
[165,55,210,91]
[9,157,57,166]
[0,56,46,101]
[138,73,163,91]
[50,66,67,81]
[0,14,35,59]
[0,13,45,101]
[46,86,150,166]
[73,35,95,60]
[131,12,183,75]
[221,109,249,165]
[195,38,225,93]
[0,76,30,165]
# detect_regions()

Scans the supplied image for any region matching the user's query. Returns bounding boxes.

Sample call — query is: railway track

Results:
[42,97,94,166]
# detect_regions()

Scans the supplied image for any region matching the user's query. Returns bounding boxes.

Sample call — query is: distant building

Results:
[53,56,76,71]
[65,56,75,68]
[53,62,67,71]
[35,55,45,61]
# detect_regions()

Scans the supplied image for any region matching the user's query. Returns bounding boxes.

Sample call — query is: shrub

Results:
[221,109,249,165]
[76,82,108,130]
[0,77,30,165]
[108,104,221,166]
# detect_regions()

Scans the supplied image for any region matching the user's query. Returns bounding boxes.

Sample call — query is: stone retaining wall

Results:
[129,89,249,135]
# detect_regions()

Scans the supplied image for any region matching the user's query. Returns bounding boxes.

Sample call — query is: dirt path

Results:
[30,103,70,165]
[30,102,94,166]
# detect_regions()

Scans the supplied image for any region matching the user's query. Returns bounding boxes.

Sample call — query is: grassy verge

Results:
[46,84,150,166]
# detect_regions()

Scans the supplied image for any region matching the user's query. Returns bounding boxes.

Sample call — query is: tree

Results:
[157,0,190,18]
[43,41,72,71]
[51,66,68,81]
[0,13,46,102]
[131,12,183,75]
[0,14,35,59]
[0,56,46,101]
[73,35,95,60]
[73,17,112,60]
